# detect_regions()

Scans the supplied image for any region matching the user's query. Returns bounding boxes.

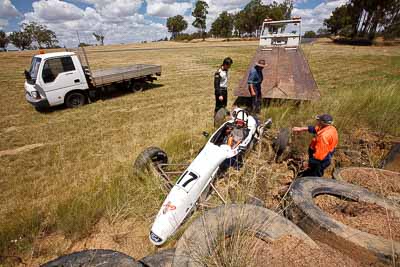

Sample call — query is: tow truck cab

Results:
[260,17,302,47]
[25,52,89,109]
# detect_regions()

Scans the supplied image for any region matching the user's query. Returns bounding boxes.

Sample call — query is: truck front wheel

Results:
[65,91,86,108]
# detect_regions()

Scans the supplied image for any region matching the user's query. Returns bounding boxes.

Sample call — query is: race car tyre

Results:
[173,204,317,267]
[41,249,141,267]
[272,128,290,160]
[381,142,400,172]
[138,249,175,267]
[133,147,168,177]
[214,107,229,128]
[289,177,400,265]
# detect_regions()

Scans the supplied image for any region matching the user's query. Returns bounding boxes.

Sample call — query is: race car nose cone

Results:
[149,230,164,245]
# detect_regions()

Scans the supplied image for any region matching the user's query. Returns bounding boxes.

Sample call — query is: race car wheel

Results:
[272,127,290,161]
[138,249,175,267]
[214,107,229,128]
[133,147,168,177]
[290,177,400,265]
[41,249,140,267]
[173,204,317,267]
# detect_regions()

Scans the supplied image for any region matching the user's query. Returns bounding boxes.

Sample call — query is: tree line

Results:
[0,22,107,51]
[167,0,293,40]
[323,0,399,40]
[167,0,399,41]
[0,22,59,50]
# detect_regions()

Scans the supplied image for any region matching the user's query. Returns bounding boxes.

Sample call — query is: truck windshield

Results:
[28,57,42,84]
[262,22,300,36]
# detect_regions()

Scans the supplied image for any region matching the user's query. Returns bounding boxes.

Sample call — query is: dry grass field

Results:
[0,39,399,265]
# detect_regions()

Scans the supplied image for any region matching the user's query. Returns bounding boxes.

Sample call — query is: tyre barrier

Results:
[290,177,400,265]
[138,249,175,267]
[173,204,317,267]
[41,249,141,267]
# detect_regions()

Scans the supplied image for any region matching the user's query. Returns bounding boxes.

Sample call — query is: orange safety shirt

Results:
[309,125,338,161]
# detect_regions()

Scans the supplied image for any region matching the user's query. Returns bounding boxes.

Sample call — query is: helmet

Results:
[232,108,248,127]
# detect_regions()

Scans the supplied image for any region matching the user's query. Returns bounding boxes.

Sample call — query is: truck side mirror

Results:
[24,70,32,81]
[202,131,210,138]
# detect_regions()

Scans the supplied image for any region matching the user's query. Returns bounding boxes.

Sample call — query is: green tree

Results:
[22,22,58,48]
[211,11,234,38]
[323,4,353,36]
[192,0,209,40]
[303,30,317,38]
[0,30,9,50]
[324,0,400,40]
[233,0,293,37]
[9,31,32,50]
[317,27,329,37]
[93,32,105,46]
[166,15,188,39]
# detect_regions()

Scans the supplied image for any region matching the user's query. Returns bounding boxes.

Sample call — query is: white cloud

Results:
[0,0,21,29]
[0,0,20,18]
[25,0,84,23]
[0,18,8,29]
[76,0,143,18]
[22,0,167,47]
[146,0,192,18]
[292,0,347,32]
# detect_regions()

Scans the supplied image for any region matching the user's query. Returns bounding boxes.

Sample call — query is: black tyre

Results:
[214,107,229,128]
[272,127,290,160]
[381,142,400,172]
[173,204,317,267]
[332,167,400,197]
[41,249,141,267]
[290,177,400,265]
[132,81,146,92]
[138,249,175,267]
[65,91,86,108]
[133,147,168,177]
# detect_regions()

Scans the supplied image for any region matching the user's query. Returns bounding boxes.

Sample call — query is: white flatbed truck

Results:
[24,49,161,110]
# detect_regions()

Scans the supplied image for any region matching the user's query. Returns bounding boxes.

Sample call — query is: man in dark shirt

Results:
[247,59,267,113]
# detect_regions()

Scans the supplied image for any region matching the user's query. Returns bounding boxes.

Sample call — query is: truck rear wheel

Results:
[65,91,86,108]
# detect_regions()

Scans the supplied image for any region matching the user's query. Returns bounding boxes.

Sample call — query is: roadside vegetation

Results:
[0,40,399,265]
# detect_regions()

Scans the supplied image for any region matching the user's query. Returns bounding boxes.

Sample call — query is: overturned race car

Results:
[133,108,272,246]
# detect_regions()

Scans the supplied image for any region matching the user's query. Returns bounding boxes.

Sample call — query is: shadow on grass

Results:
[35,83,164,113]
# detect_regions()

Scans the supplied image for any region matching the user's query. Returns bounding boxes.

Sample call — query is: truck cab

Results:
[259,17,302,48]
[25,52,89,109]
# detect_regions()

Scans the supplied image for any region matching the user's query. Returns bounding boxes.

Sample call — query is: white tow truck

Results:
[235,17,320,101]
[24,49,161,110]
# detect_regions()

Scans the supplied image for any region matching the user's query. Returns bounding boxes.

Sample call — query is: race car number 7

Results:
[177,171,199,191]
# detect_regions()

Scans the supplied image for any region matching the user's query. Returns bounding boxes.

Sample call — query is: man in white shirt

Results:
[214,57,233,114]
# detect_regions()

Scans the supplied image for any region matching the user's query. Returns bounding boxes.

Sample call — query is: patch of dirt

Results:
[315,195,400,241]
[338,167,400,197]
[254,235,366,267]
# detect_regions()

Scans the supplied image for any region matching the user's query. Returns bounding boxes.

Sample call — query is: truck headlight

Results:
[31,91,40,99]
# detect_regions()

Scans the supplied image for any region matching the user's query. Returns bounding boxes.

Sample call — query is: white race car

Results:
[133,109,272,246]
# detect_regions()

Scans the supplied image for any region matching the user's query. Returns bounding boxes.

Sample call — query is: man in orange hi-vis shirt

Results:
[292,114,338,177]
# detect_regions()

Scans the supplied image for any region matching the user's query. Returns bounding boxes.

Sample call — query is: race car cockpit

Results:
[210,109,250,148]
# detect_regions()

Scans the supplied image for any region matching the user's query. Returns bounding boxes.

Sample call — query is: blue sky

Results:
[0,0,346,47]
